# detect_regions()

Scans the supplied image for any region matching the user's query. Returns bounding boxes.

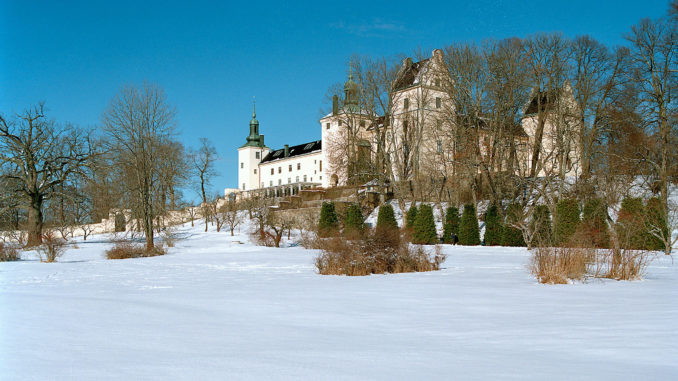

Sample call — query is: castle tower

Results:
[237,99,269,191]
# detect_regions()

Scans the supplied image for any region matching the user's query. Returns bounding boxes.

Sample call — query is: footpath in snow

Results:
[1,222,677,380]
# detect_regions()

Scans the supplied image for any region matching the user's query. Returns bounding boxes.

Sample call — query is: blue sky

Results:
[0,0,670,200]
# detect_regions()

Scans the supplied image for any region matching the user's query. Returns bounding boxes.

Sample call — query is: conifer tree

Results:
[442,206,459,244]
[554,198,580,246]
[501,203,526,247]
[531,205,552,246]
[375,203,400,247]
[405,204,418,229]
[483,204,503,246]
[318,202,338,238]
[617,197,645,249]
[645,197,668,251]
[343,203,364,239]
[582,198,609,248]
[412,204,438,244]
[458,204,480,245]
[376,203,398,231]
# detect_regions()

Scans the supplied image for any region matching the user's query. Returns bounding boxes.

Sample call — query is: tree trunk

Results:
[27,194,44,246]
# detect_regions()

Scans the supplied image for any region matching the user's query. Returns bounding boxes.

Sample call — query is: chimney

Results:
[284,144,289,157]
[332,95,338,116]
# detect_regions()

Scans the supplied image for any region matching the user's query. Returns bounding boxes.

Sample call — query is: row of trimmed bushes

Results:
[318,196,668,251]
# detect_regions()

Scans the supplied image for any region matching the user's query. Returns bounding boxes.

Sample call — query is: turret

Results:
[343,62,359,111]
[243,99,265,148]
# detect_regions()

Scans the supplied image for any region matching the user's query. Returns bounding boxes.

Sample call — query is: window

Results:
[288,178,291,184]
[435,79,441,87]
[360,121,365,127]
[278,167,281,174]
[338,120,342,126]
[261,182,264,187]
[278,179,282,185]
[320,176,322,180]
[255,152,260,159]
[319,160,322,171]
[404,98,409,109]
[437,139,443,154]
[270,181,273,186]
[288,164,292,172]
[254,169,257,174]
[297,163,301,170]
[314,170,316,174]
[242,183,245,190]
[436,97,441,109]
[240,162,244,169]
[304,175,307,182]
[271,168,274,175]
[296,176,299,182]
[326,123,330,130]
[437,119,442,130]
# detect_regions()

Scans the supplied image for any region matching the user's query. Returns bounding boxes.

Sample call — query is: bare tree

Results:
[102,83,176,250]
[220,200,243,236]
[0,104,93,246]
[625,17,677,254]
[191,138,218,206]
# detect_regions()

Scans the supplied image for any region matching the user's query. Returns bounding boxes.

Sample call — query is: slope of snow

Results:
[1,222,677,380]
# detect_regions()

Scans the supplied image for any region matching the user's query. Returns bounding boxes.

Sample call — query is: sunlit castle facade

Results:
[236,102,324,198]
[234,48,579,198]
[234,49,464,198]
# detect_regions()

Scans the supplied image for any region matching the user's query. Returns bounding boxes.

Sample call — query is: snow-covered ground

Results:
[1,222,677,380]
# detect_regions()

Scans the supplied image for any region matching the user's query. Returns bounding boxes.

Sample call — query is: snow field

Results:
[1,221,677,380]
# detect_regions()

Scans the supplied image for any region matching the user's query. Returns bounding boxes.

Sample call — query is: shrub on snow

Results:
[343,203,364,239]
[442,206,459,244]
[0,242,20,262]
[412,204,438,245]
[459,204,480,245]
[106,241,166,259]
[554,198,580,246]
[317,202,339,238]
[483,204,503,246]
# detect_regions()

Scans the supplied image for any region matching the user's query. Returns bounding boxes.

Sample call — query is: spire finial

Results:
[348,59,354,81]
[252,96,256,118]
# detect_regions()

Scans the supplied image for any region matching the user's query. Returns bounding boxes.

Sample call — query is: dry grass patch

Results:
[106,241,166,259]
[530,246,592,284]
[530,244,654,284]
[315,229,446,276]
[0,242,20,262]
[37,231,67,262]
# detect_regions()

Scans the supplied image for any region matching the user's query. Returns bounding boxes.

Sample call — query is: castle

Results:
[234,49,580,200]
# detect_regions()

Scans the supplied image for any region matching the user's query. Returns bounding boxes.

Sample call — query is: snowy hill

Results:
[1,221,677,380]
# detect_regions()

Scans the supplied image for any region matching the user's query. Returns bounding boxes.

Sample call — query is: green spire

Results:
[242,97,264,148]
[344,60,359,111]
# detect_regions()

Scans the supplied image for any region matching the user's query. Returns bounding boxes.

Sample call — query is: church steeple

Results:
[344,60,359,111]
[243,97,265,147]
